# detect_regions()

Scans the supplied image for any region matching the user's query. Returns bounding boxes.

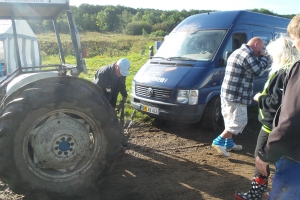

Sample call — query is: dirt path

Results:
[0,108,274,200]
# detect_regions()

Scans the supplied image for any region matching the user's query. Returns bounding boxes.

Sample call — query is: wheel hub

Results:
[53,135,76,158]
[31,112,91,170]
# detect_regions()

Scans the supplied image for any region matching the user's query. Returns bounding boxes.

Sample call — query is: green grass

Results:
[37,32,163,58]
[42,51,154,123]
[39,32,163,123]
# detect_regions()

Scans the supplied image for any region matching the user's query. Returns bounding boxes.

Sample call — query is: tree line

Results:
[28,4,296,37]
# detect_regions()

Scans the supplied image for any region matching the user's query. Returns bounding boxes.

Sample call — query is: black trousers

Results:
[254,128,270,176]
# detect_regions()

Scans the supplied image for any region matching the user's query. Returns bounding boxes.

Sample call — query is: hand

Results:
[260,50,268,56]
[255,156,269,177]
[253,92,261,102]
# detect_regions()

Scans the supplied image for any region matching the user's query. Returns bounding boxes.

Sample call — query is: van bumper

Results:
[131,95,206,123]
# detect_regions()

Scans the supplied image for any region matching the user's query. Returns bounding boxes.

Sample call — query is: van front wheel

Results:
[202,97,222,131]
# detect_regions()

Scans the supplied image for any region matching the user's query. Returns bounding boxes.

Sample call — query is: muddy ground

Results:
[0,107,275,200]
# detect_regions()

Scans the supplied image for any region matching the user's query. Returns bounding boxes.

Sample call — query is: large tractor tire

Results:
[0,77,123,196]
[202,97,222,131]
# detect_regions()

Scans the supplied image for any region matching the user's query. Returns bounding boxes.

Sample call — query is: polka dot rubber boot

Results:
[234,175,268,200]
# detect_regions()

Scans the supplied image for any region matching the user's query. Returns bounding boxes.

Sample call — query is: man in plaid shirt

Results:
[212,37,271,157]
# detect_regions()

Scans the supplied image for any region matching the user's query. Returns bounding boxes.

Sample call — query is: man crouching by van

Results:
[212,37,271,157]
[93,58,130,108]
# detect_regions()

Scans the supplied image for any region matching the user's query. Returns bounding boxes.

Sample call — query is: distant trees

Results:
[97,7,121,32]
[123,21,152,35]
[27,5,295,36]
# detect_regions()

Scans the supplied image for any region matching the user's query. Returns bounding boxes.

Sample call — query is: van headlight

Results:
[132,81,135,95]
[177,90,198,105]
[189,90,198,105]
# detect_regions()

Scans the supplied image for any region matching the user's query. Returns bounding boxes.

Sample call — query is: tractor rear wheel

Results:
[0,77,123,196]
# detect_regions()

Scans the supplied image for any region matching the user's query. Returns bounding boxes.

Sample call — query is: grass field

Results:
[40,32,159,123]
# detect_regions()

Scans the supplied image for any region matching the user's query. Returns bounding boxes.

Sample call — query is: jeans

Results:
[268,157,300,200]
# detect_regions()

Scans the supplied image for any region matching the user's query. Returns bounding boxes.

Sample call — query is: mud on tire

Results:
[0,77,123,196]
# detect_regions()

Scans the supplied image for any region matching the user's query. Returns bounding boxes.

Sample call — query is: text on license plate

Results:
[140,104,159,115]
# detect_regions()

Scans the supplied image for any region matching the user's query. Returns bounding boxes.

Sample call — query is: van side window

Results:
[222,33,246,65]
[233,34,246,50]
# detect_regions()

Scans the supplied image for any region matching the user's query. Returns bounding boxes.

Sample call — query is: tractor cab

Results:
[0,0,86,97]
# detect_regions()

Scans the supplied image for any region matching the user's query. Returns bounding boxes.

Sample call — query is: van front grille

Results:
[135,85,172,100]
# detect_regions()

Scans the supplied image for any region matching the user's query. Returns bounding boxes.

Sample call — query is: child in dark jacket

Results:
[256,13,300,200]
[234,36,300,200]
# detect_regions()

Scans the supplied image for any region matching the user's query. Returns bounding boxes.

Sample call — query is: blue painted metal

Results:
[59,141,71,152]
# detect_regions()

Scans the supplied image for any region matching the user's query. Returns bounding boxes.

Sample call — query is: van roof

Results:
[0,0,69,20]
[173,10,290,32]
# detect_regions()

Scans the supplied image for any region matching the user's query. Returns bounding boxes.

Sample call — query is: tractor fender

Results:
[6,71,60,96]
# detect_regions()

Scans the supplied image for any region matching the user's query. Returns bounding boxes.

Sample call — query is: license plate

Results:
[140,104,159,115]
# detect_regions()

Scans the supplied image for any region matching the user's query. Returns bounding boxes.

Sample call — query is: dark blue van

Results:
[131,11,290,131]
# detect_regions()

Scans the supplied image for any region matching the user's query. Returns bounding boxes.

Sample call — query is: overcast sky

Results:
[70,0,299,15]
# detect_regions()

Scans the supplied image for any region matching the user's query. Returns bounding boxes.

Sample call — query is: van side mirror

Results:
[149,46,154,59]
[226,51,232,59]
[218,58,225,66]
[218,51,233,66]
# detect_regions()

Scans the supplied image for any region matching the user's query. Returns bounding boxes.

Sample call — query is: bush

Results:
[149,30,168,37]
[152,22,171,32]
[123,21,152,35]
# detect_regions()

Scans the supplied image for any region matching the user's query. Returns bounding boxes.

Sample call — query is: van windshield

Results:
[155,30,226,61]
